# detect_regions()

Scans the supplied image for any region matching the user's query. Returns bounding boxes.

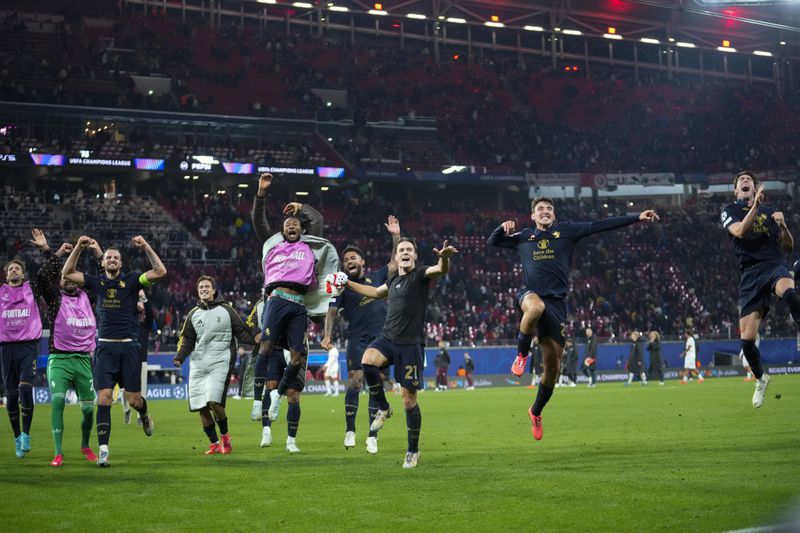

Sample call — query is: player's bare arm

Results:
[61,235,93,286]
[727,185,764,239]
[132,236,167,283]
[773,211,794,254]
[321,307,339,350]
[385,215,401,271]
[346,280,388,300]
[426,240,459,279]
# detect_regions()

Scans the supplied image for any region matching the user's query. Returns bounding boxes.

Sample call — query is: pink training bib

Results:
[53,289,97,353]
[263,240,316,288]
[0,281,43,342]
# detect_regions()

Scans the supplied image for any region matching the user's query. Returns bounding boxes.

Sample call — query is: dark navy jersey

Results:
[382,265,431,344]
[330,265,389,339]
[84,271,143,339]
[720,202,785,270]
[488,216,639,299]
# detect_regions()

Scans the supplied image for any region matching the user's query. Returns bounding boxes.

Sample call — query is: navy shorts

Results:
[262,296,307,353]
[516,290,567,347]
[0,340,37,392]
[739,262,791,318]
[93,341,142,392]
[265,347,306,392]
[367,337,424,392]
[346,333,377,372]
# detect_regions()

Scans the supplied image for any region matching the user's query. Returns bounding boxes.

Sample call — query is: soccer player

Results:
[322,343,340,397]
[335,237,458,469]
[720,171,799,407]
[31,229,100,466]
[489,197,659,440]
[250,172,338,449]
[321,216,400,452]
[62,235,167,467]
[647,330,664,385]
[0,234,53,458]
[583,327,598,387]
[625,331,647,386]
[679,330,704,384]
[173,276,257,455]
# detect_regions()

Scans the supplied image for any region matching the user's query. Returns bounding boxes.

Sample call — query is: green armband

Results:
[139,273,153,287]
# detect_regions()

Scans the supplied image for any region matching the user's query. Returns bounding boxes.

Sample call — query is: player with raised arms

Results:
[489,197,659,441]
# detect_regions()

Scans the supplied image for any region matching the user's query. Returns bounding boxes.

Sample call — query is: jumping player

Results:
[250,172,338,452]
[720,171,799,408]
[489,197,658,441]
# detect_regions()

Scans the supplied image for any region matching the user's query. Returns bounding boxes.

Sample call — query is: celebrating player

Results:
[31,229,102,466]
[62,235,167,467]
[335,237,458,469]
[174,276,257,455]
[250,172,338,452]
[0,232,53,458]
[489,197,658,441]
[720,171,799,408]
[321,215,400,453]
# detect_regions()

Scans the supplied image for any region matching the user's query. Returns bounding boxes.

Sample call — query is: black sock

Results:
[96,405,111,446]
[203,423,218,443]
[254,355,268,401]
[6,391,20,437]
[741,339,764,379]
[135,397,149,418]
[261,390,272,428]
[782,288,800,322]
[19,384,33,434]
[216,416,228,436]
[287,402,300,438]
[517,332,534,357]
[363,364,390,411]
[344,387,359,433]
[532,384,554,416]
[405,404,422,453]
[277,362,302,396]
[367,396,379,438]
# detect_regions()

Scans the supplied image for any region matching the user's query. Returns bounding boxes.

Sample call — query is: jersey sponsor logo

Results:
[358,296,376,307]
[106,288,117,299]
[537,239,549,249]
[753,213,769,234]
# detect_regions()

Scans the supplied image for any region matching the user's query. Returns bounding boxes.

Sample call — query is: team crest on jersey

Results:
[552,231,560,238]
[365,278,372,284]
[538,239,549,249]
[119,280,126,288]
[106,288,117,299]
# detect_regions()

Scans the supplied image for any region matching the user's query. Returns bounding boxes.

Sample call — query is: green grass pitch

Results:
[1,376,798,532]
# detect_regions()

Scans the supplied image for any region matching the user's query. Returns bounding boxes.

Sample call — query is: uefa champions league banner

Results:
[33,384,189,404]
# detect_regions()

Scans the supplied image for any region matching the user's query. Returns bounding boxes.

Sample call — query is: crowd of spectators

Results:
[2,8,800,175]
[2,185,798,352]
